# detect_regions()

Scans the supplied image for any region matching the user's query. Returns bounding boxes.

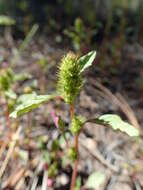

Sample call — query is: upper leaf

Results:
[10,93,57,118]
[86,114,140,137]
[78,51,96,73]
[99,114,139,137]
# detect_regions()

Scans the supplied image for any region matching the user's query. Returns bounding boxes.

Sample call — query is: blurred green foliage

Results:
[0,0,142,44]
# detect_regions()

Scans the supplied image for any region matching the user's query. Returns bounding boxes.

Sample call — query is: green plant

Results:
[0,66,16,131]
[10,51,139,190]
[64,18,86,52]
[0,63,31,132]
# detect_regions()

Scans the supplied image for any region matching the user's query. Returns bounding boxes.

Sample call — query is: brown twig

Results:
[79,138,119,172]
[0,127,21,179]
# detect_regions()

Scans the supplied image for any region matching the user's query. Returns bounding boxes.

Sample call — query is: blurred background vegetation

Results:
[0,0,143,43]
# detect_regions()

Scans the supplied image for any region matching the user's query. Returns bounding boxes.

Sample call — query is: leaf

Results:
[78,51,96,73]
[0,15,15,25]
[75,176,82,190]
[86,171,105,189]
[10,93,57,118]
[14,73,32,82]
[19,149,28,161]
[0,68,14,92]
[5,89,17,99]
[19,24,39,54]
[99,114,139,137]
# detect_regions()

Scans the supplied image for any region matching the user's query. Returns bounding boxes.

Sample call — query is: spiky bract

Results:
[57,52,83,104]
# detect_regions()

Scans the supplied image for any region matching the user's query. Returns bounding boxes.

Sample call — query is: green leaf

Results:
[10,93,57,118]
[19,24,39,54]
[0,68,14,92]
[5,89,17,99]
[99,114,139,137]
[86,171,105,189]
[0,15,15,25]
[78,51,96,73]
[19,149,28,161]
[75,176,82,190]
[14,73,32,82]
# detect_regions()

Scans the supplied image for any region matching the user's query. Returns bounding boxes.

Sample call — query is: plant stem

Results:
[5,100,11,136]
[70,104,79,190]
[70,134,79,190]
[70,104,74,119]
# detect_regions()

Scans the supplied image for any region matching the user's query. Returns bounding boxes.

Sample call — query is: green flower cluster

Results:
[57,52,83,104]
[70,116,85,134]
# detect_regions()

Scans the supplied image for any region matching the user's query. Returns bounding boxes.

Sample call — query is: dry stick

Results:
[0,141,7,160]
[0,127,21,179]
[15,177,25,190]
[70,104,79,190]
[91,80,141,131]
[31,177,38,190]
[2,167,25,188]
[41,171,48,190]
[116,93,140,131]
[79,138,119,173]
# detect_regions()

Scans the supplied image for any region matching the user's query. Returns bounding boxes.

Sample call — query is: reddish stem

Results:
[70,134,79,190]
[70,104,79,190]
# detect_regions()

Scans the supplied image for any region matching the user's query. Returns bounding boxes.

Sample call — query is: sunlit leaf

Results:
[86,114,140,137]
[86,171,105,189]
[10,93,57,118]
[78,51,96,73]
[0,15,15,25]
[99,114,139,137]
[5,89,17,99]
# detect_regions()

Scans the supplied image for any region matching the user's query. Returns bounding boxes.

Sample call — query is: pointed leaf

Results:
[10,93,57,118]
[78,51,96,73]
[99,114,139,137]
[85,114,140,137]
[86,171,105,189]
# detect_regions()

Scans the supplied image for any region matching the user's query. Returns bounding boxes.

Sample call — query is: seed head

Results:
[57,52,83,104]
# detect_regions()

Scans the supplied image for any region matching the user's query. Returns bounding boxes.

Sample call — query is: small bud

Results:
[67,147,77,161]
[70,116,85,135]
